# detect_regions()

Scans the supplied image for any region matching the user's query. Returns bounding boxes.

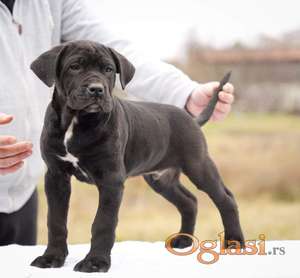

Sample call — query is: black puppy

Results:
[30,40,244,273]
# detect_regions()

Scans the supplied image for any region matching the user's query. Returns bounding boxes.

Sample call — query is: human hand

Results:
[185,82,235,121]
[0,113,33,175]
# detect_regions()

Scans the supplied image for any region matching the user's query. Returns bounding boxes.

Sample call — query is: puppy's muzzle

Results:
[86,83,104,98]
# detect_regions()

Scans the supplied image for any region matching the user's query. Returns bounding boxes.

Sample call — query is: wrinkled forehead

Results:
[61,41,112,64]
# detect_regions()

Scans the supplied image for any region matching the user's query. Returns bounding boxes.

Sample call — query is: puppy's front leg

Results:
[74,183,124,273]
[31,170,71,268]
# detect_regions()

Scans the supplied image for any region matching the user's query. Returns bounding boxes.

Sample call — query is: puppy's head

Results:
[31,40,135,113]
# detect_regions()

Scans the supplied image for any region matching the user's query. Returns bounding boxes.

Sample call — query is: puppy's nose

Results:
[87,84,104,97]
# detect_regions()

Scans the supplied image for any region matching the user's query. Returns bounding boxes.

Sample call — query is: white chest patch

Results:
[59,152,79,168]
[58,117,88,178]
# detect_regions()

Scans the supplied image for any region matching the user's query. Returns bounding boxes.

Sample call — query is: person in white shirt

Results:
[0,0,234,245]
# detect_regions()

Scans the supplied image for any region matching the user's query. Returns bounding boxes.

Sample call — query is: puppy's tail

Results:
[196,71,231,127]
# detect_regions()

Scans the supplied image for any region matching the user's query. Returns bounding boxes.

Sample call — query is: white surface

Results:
[0,241,299,278]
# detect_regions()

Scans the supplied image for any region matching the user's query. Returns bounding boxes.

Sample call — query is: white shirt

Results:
[0,0,198,213]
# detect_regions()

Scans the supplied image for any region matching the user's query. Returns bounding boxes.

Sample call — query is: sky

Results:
[91,0,300,59]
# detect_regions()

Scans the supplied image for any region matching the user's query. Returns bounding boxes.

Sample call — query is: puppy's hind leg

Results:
[144,169,198,249]
[183,156,245,248]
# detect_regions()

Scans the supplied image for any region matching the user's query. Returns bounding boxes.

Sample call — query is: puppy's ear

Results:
[30,44,66,87]
[109,48,135,89]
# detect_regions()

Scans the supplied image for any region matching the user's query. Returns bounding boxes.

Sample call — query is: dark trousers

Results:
[0,189,38,246]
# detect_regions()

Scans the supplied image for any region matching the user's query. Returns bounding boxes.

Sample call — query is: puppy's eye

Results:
[69,63,81,71]
[105,66,113,73]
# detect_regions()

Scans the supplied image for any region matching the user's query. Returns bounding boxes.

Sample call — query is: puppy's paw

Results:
[30,254,65,268]
[74,256,110,273]
[224,234,245,249]
[170,235,193,249]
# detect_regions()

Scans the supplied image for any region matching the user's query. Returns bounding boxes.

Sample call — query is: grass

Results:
[203,113,300,199]
[37,113,300,244]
